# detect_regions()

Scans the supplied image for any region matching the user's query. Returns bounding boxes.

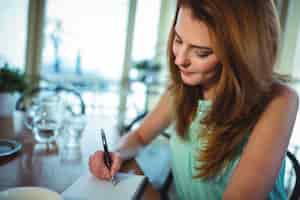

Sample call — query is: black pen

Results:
[101,129,117,185]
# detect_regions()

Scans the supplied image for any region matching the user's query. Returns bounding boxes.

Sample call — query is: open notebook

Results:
[62,172,146,200]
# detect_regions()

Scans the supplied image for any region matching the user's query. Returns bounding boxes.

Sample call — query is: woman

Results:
[89,0,299,199]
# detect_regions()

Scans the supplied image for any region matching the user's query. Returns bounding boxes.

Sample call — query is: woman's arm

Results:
[114,89,174,161]
[223,84,299,200]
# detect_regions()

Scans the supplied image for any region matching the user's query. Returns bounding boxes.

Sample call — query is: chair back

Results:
[287,150,300,200]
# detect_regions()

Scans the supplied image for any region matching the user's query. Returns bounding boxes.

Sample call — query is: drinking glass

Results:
[32,96,64,144]
[62,113,86,148]
[24,93,55,131]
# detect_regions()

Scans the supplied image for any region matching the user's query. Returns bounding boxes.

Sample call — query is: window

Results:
[42,0,130,83]
[0,0,28,69]
[131,0,161,62]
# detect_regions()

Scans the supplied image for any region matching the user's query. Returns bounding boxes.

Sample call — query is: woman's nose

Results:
[174,48,190,68]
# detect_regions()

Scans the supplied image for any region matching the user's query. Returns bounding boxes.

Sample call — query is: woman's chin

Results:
[181,77,201,86]
[180,72,200,86]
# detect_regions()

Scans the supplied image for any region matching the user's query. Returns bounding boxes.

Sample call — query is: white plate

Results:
[0,139,22,157]
[0,187,63,200]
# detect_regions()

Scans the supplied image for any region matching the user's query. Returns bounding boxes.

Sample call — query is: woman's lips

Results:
[180,69,194,76]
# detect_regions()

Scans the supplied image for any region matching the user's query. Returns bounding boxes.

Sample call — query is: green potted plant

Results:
[0,63,28,117]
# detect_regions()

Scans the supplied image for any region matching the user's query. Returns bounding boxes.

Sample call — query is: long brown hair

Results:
[168,0,281,178]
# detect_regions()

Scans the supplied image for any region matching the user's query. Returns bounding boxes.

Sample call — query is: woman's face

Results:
[173,7,220,87]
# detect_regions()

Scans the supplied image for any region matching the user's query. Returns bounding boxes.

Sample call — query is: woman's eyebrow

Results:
[174,30,213,52]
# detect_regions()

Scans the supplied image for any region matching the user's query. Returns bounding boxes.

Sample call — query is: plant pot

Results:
[0,92,19,117]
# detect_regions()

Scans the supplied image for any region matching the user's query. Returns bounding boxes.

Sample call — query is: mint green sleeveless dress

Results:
[169,100,287,200]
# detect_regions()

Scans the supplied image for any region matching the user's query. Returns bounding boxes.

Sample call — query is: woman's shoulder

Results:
[271,82,298,105]
[263,82,299,120]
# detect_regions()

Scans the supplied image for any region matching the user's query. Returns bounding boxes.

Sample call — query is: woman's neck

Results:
[202,85,216,101]
[201,74,220,101]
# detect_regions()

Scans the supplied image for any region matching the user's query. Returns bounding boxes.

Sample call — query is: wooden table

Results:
[0,115,161,200]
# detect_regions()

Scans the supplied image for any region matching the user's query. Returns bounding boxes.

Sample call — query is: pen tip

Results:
[111,176,118,186]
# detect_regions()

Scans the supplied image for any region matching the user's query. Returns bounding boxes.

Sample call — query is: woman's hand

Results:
[88,150,123,180]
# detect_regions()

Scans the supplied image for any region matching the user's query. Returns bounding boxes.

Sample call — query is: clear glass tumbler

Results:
[62,114,86,148]
[32,96,64,144]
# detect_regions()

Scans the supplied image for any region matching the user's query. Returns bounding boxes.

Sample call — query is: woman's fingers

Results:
[89,151,111,180]
[88,151,123,180]
[110,152,123,177]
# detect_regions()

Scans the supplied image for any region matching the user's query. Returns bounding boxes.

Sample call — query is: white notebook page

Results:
[62,172,146,200]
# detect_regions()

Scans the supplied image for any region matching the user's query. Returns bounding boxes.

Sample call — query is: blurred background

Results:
[0,0,300,197]
[0,0,176,128]
[0,0,299,152]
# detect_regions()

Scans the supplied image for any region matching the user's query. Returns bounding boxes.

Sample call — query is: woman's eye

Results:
[174,38,182,44]
[195,51,212,58]
[196,53,209,58]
